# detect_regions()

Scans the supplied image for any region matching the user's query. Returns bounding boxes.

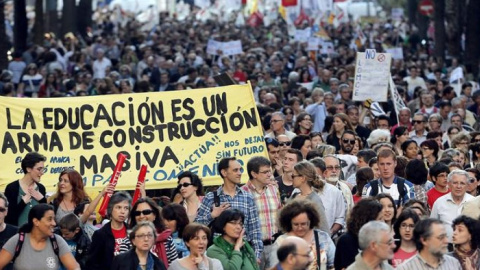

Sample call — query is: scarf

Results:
[212,236,259,270]
[153,228,172,267]
[454,246,479,270]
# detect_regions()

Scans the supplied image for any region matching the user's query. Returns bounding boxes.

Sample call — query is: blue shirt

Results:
[305,103,327,133]
[195,185,264,259]
[362,176,415,205]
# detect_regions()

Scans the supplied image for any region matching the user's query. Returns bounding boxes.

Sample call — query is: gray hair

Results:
[0,192,8,207]
[441,148,461,160]
[399,107,411,114]
[451,97,463,107]
[367,129,391,147]
[288,71,299,82]
[339,84,350,92]
[429,113,442,124]
[271,111,286,120]
[447,169,470,183]
[358,221,391,250]
[129,221,157,244]
[107,191,132,218]
[311,88,325,97]
[413,112,428,122]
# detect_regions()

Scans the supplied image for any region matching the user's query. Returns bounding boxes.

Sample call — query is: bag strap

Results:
[50,234,59,257]
[396,177,407,207]
[313,230,321,270]
[12,232,26,263]
[370,179,379,196]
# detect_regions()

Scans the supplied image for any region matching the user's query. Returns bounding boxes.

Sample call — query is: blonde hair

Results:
[293,160,325,191]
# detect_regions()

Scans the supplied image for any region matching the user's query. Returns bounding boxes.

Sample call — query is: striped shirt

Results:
[240,181,282,241]
[195,185,264,258]
[396,254,462,270]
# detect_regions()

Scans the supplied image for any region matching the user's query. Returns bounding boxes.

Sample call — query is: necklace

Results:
[62,200,74,211]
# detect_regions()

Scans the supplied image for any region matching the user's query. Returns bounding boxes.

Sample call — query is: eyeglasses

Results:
[135,233,154,239]
[292,221,310,228]
[291,174,302,178]
[326,165,341,171]
[421,147,431,151]
[400,223,415,230]
[227,221,244,227]
[178,182,193,189]
[342,139,355,145]
[271,119,283,124]
[379,239,395,246]
[0,207,6,213]
[413,120,425,124]
[474,139,480,143]
[293,252,311,258]
[133,209,154,216]
[279,141,292,147]
[259,170,272,175]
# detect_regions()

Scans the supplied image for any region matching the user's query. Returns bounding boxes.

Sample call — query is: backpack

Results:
[12,232,59,263]
[369,177,407,207]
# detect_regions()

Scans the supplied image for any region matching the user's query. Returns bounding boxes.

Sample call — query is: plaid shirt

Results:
[195,185,264,258]
[240,181,282,241]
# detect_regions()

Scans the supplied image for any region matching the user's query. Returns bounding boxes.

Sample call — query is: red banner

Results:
[282,0,298,7]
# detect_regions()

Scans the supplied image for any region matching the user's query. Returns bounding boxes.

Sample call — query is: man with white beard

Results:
[322,155,354,220]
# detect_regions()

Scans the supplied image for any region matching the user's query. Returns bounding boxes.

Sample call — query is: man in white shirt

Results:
[430,170,474,240]
[92,49,112,79]
[403,66,427,98]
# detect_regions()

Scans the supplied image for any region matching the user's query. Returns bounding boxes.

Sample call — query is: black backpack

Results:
[369,177,407,207]
[12,232,59,263]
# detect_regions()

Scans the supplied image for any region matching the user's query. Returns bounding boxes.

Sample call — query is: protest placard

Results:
[207,39,243,56]
[352,49,392,102]
[294,27,311,42]
[391,8,404,21]
[385,47,404,60]
[320,40,334,54]
[307,37,321,51]
[0,85,267,193]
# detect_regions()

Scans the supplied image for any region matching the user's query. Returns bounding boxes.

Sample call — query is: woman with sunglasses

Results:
[176,171,204,223]
[130,198,178,268]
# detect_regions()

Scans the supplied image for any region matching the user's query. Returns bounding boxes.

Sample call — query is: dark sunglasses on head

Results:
[178,182,193,189]
[133,209,154,216]
[342,139,355,145]
[279,141,292,147]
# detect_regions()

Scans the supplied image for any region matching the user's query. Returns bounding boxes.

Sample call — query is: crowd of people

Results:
[1,2,480,270]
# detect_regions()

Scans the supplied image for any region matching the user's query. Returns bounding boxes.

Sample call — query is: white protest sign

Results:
[207,39,221,55]
[222,40,243,56]
[206,40,243,56]
[307,37,321,51]
[352,49,392,102]
[385,47,404,60]
[391,8,404,21]
[295,27,312,43]
[320,40,334,54]
[449,67,464,84]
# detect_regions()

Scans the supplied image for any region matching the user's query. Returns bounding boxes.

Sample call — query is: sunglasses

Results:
[133,209,154,216]
[178,182,193,189]
[0,207,6,213]
[412,120,425,124]
[279,141,292,147]
[342,139,355,145]
[469,178,477,184]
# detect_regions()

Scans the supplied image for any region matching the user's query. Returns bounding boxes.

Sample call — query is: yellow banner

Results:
[0,84,268,193]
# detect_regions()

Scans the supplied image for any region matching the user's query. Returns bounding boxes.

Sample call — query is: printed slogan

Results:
[0,84,268,192]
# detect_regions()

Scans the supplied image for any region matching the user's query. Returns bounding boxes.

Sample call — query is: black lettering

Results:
[1,132,17,153]
[182,98,195,120]
[192,119,207,136]
[67,108,80,130]
[69,132,82,149]
[111,102,126,126]
[80,105,93,130]
[6,108,21,129]
[42,108,53,129]
[23,109,36,129]
[160,146,178,166]
[82,131,94,150]
[138,103,150,125]
[243,108,258,128]
[151,101,164,124]
[99,130,113,148]
[80,155,98,174]
[171,99,182,121]
[167,122,181,140]
[94,104,114,127]
[54,108,67,129]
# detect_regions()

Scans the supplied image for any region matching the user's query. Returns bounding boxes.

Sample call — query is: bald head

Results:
[277,236,312,269]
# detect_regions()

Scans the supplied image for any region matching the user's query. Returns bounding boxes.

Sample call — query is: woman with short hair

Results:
[169,223,223,270]
[206,209,259,270]
[111,221,167,270]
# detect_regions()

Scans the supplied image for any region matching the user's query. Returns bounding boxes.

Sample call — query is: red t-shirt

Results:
[112,225,127,256]
[392,248,417,268]
[426,188,450,209]
[352,194,362,204]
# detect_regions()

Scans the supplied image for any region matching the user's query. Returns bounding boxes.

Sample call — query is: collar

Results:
[416,253,446,268]
[245,181,267,193]
[217,185,243,196]
[445,193,471,204]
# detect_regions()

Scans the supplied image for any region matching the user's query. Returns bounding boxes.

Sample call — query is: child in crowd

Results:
[58,213,91,270]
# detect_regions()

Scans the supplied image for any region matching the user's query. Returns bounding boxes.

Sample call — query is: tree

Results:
[62,0,77,36]
[33,0,45,45]
[433,0,446,65]
[13,0,28,53]
[465,0,480,78]
[77,0,93,39]
[0,1,8,69]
